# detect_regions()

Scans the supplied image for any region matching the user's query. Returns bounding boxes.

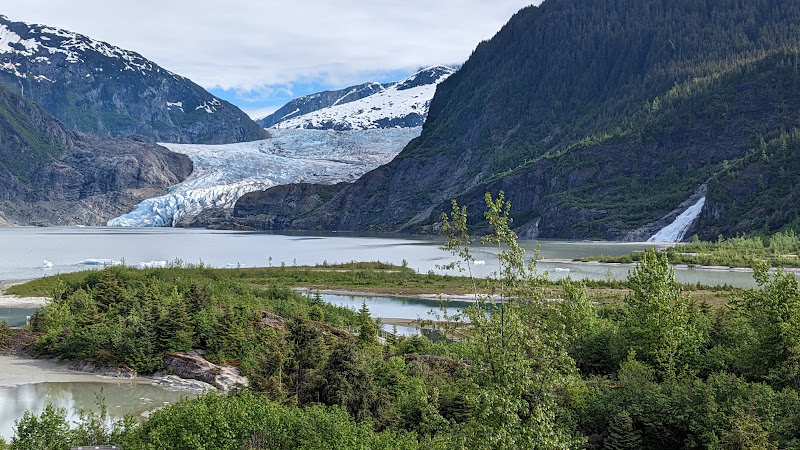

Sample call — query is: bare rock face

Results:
[151,374,216,392]
[0,83,194,226]
[163,350,248,391]
[68,359,138,378]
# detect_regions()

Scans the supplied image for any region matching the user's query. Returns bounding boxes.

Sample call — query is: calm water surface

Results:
[0,356,195,440]
[0,227,768,287]
[0,308,36,327]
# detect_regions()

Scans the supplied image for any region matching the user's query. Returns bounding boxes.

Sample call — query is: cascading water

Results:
[647,197,706,242]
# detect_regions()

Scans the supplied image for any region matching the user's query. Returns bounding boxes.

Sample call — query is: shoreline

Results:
[292,287,494,302]
[0,279,49,308]
[543,258,800,274]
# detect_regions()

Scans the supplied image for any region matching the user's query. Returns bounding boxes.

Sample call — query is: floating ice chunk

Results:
[474,260,486,265]
[80,258,121,266]
[554,267,570,272]
[42,259,53,268]
[138,261,168,269]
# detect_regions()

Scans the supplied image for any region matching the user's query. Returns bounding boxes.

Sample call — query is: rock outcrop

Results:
[0,82,193,226]
[151,374,216,392]
[163,350,248,391]
[68,359,138,379]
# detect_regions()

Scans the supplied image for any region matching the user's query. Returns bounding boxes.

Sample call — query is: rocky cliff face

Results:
[218,182,347,230]
[163,350,248,391]
[0,15,267,144]
[0,83,193,226]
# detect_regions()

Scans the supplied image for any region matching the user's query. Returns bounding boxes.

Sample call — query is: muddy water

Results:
[0,356,195,440]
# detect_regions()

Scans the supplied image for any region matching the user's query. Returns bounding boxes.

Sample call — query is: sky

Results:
[1,1,541,118]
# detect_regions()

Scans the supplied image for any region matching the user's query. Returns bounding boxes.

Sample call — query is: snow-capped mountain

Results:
[0,15,267,144]
[108,128,421,227]
[256,81,393,128]
[264,65,456,131]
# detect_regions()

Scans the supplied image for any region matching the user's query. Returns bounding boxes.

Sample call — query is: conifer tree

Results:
[604,410,642,450]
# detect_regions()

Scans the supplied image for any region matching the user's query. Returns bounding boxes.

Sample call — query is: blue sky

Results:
[2,1,541,118]
[208,68,416,120]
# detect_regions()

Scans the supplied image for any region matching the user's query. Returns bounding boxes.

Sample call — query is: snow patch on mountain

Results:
[0,16,164,77]
[108,128,421,227]
[272,66,456,131]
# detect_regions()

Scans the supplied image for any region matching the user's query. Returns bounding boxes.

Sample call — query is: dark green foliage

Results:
[603,410,642,450]
[122,391,417,449]
[301,341,390,425]
[27,265,361,375]
[0,319,10,349]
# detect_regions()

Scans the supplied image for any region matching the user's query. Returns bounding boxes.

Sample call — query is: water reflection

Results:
[0,308,37,327]
[0,381,194,440]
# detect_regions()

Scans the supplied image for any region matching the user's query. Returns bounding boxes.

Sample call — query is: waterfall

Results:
[647,197,706,242]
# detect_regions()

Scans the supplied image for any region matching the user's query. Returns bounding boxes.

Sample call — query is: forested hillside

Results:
[232,0,800,240]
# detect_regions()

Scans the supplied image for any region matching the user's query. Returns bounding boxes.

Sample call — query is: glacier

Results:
[647,197,706,242]
[107,128,420,227]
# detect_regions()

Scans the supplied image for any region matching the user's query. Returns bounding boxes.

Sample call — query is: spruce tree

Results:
[604,410,642,450]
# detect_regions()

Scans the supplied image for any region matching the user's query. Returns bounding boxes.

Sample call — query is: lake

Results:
[0,227,768,288]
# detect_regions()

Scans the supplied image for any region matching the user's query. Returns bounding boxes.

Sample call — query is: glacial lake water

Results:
[0,308,36,327]
[0,226,771,288]
[0,356,196,440]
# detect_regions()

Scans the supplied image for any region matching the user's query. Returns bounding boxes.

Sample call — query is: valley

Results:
[0,0,800,448]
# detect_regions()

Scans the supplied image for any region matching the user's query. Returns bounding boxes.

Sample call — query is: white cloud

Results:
[2,0,540,92]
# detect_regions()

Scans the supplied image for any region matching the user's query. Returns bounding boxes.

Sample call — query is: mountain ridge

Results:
[0,15,268,144]
[227,0,800,240]
[0,82,193,226]
[261,65,456,131]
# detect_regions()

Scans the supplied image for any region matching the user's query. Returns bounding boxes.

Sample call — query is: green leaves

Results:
[732,266,800,386]
[622,249,706,378]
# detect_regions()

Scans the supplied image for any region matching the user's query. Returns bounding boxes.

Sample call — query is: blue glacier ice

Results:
[108,128,419,227]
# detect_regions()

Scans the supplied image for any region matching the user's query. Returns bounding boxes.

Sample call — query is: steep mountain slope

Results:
[0,15,267,144]
[0,83,192,226]
[256,82,392,128]
[443,49,800,240]
[230,0,800,240]
[264,66,455,130]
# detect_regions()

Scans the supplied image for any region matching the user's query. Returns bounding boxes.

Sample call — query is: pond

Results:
[0,356,197,440]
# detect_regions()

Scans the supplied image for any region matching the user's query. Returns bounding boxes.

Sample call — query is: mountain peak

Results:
[261,65,457,131]
[0,16,267,144]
